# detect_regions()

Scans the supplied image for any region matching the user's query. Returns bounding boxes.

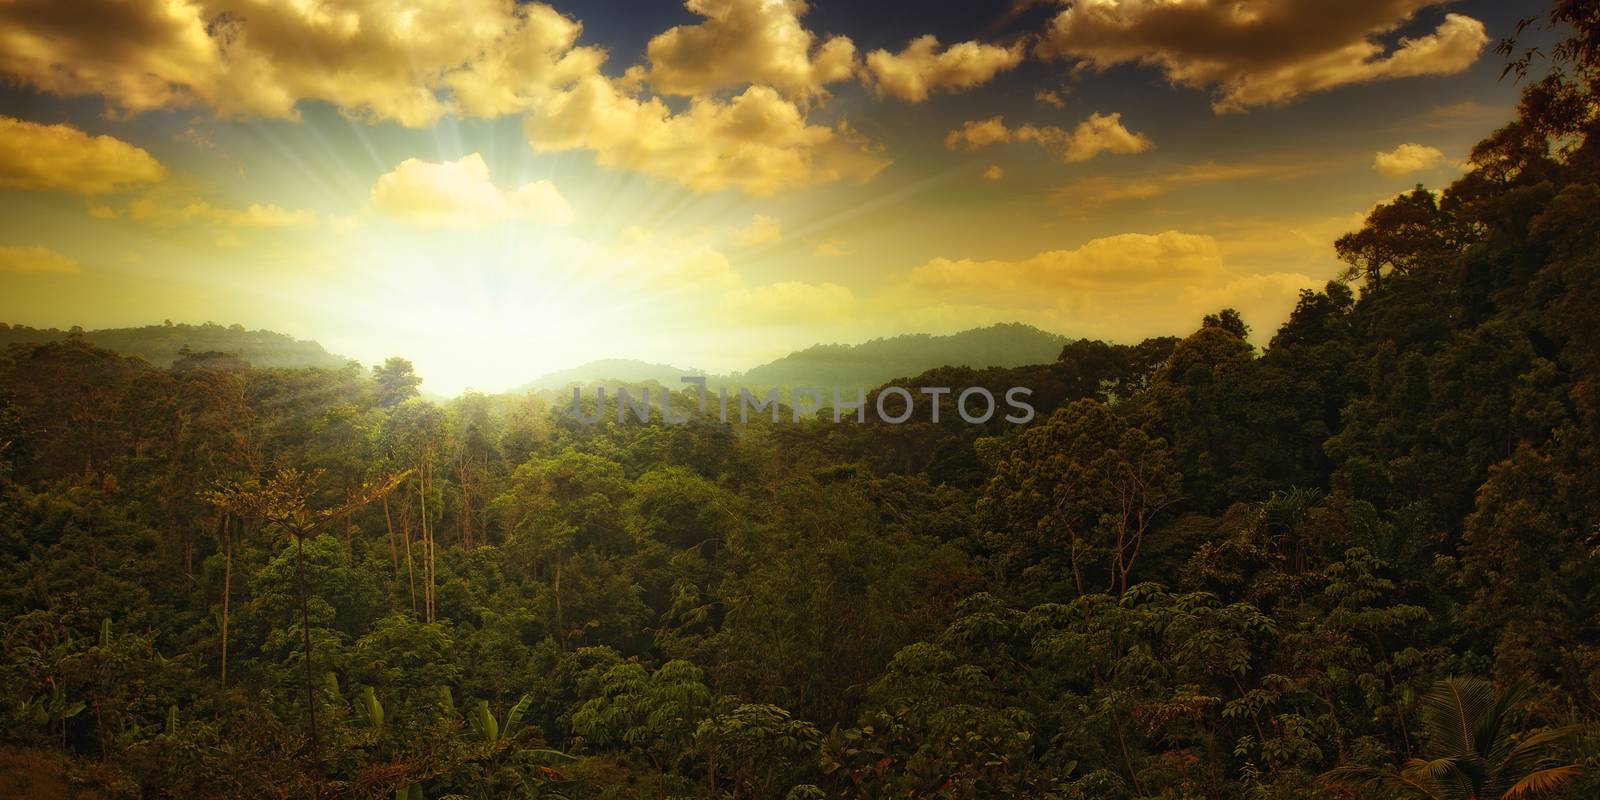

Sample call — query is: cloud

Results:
[865,35,1023,102]
[0,244,81,274]
[525,78,887,196]
[1373,142,1446,176]
[632,0,856,98]
[0,1,887,196]
[894,230,1319,341]
[370,153,572,228]
[0,116,164,194]
[0,0,604,126]
[1035,88,1068,108]
[733,214,783,247]
[1054,158,1326,207]
[945,117,1015,152]
[725,281,855,323]
[90,191,317,233]
[1055,175,1167,206]
[812,238,850,257]
[983,165,1005,181]
[945,113,1153,162]
[0,0,222,115]
[1037,1,1488,112]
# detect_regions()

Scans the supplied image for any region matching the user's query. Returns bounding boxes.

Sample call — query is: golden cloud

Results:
[0,116,165,194]
[633,0,856,98]
[0,1,886,196]
[1373,142,1446,177]
[0,244,81,274]
[945,117,1014,152]
[89,188,317,239]
[733,214,784,247]
[866,35,1023,103]
[893,230,1319,341]
[1054,158,1328,208]
[0,0,603,126]
[725,281,856,324]
[370,154,572,228]
[1038,1,1487,112]
[525,79,887,196]
[945,113,1152,163]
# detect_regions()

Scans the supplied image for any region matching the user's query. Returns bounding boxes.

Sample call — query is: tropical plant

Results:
[1324,677,1582,799]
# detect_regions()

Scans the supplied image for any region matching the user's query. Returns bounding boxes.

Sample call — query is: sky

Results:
[0,0,1560,394]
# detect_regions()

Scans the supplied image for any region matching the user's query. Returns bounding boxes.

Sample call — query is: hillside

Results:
[0,322,349,370]
[730,323,1070,388]
[520,324,1071,396]
[519,357,700,391]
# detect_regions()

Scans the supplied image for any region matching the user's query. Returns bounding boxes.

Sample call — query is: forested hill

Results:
[519,358,699,391]
[521,323,1069,393]
[0,322,349,369]
[729,322,1069,388]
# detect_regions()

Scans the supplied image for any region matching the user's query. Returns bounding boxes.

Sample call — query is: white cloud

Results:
[0,116,164,194]
[1373,142,1446,176]
[1038,1,1488,112]
[370,153,572,228]
[866,35,1023,103]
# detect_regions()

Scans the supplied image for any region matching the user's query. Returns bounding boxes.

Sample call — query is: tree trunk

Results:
[296,533,321,775]
[382,494,398,576]
[553,561,564,646]
[220,516,232,689]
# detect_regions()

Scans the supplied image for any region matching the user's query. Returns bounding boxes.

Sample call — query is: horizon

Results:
[0,317,1081,396]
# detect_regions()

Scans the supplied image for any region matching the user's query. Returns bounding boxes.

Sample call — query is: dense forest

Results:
[4,8,1600,800]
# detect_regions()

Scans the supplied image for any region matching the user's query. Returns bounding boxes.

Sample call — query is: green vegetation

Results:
[2,9,1599,799]
[521,324,1071,397]
[0,321,349,370]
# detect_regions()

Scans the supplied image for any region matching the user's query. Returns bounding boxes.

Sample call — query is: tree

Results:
[491,449,636,643]
[1334,187,1458,290]
[1324,677,1581,799]
[372,357,422,408]
[204,467,408,778]
[980,399,1180,598]
[571,659,711,799]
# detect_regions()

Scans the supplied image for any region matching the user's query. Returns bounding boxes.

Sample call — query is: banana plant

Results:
[18,682,85,746]
[359,685,386,731]
[468,693,532,745]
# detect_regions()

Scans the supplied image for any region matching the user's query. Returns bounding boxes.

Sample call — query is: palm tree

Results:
[1325,676,1582,799]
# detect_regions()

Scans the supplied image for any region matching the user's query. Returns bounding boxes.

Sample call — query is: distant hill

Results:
[730,323,1070,389]
[520,324,1071,397]
[520,358,700,391]
[0,322,350,370]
